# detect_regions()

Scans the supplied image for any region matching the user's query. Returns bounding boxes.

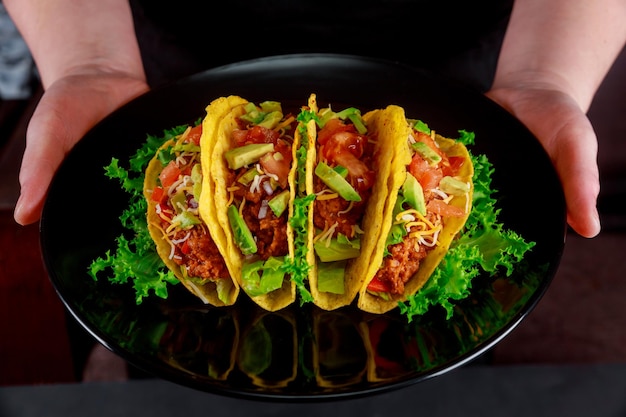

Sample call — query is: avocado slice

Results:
[335,107,368,134]
[257,111,283,129]
[171,211,201,230]
[241,257,285,296]
[171,190,187,214]
[412,141,442,165]
[268,190,290,217]
[316,260,346,294]
[239,101,284,129]
[402,173,426,215]
[225,143,274,170]
[439,176,470,195]
[314,234,360,262]
[227,205,257,255]
[191,163,202,201]
[315,161,361,202]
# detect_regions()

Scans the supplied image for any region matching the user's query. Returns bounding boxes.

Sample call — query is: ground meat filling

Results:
[228,169,289,261]
[313,177,370,239]
[169,227,229,280]
[242,198,288,260]
[374,237,427,295]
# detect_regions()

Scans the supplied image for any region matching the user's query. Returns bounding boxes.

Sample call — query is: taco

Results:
[199,96,304,311]
[357,112,474,314]
[144,124,239,306]
[304,94,405,310]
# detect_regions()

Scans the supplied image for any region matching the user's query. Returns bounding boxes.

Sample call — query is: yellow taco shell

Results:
[144,136,239,306]
[199,96,299,311]
[357,115,474,314]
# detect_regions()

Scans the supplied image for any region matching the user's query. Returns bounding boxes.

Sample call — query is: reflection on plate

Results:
[40,54,565,400]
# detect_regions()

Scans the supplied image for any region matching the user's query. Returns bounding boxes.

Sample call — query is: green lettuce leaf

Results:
[88,124,190,304]
[398,131,536,321]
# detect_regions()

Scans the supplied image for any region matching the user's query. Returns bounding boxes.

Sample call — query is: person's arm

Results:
[4,0,149,225]
[487,0,626,238]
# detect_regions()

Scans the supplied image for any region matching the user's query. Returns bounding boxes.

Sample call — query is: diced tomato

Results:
[427,199,466,218]
[408,154,442,191]
[151,186,166,204]
[323,131,365,160]
[408,154,429,179]
[414,131,445,160]
[333,151,374,190]
[317,118,353,145]
[180,165,192,177]
[232,125,281,146]
[186,124,202,145]
[159,160,181,189]
[443,156,465,177]
[419,167,443,191]
[231,129,249,146]
[248,125,280,144]
[260,147,292,188]
[181,239,191,255]
[367,276,392,293]
[317,118,374,189]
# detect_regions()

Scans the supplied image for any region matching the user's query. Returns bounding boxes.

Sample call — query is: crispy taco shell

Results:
[144,136,239,306]
[199,96,299,311]
[306,94,406,310]
[357,112,474,314]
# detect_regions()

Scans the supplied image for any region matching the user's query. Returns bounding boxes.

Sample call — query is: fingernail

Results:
[13,196,25,225]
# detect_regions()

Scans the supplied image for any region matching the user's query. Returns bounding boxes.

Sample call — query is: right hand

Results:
[14,70,149,225]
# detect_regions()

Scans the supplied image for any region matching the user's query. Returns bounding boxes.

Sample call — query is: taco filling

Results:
[311,107,376,295]
[145,124,235,305]
[221,101,298,297]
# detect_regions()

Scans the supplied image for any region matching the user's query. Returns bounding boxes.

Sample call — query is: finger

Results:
[554,122,601,238]
[14,102,70,225]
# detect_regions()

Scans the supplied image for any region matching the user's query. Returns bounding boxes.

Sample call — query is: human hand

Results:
[486,85,601,238]
[14,71,149,225]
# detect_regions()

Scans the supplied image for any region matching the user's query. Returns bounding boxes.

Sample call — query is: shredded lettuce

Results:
[398,130,536,321]
[88,125,190,304]
[286,141,315,304]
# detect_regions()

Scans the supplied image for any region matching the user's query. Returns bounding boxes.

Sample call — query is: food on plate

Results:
[144,125,239,306]
[357,112,474,314]
[90,94,535,322]
[302,94,406,310]
[199,96,307,311]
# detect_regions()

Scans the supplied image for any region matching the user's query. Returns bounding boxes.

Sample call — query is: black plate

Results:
[40,54,565,401]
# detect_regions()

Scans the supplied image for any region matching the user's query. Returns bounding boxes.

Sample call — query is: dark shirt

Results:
[130,1,514,91]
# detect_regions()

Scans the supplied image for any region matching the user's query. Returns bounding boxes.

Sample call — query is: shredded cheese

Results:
[171,232,191,245]
[395,206,443,248]
[184,279,210,304]
[431,188,449,200]
[338,201,355,215]
[178,126,191,143]
[176,155,187,166]
[274,115,295,132]
[226,185,239,206]
[238,197,246,217]
[315,189,339,200]
[351,224,364,237]
[249,174,265,194]
[314,222,338,246]
[167,177,184,196]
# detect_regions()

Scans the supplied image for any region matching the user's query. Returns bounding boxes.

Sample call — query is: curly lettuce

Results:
[88,125,191,304]
[399,130,536,321]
